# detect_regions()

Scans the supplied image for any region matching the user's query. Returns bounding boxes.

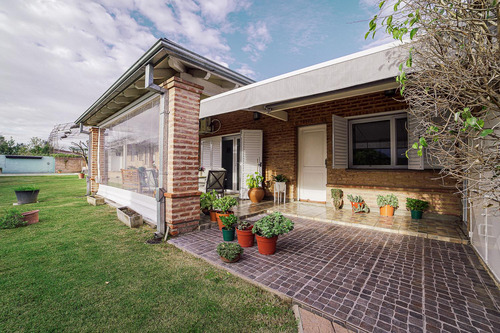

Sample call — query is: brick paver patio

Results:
[170,215,500,333]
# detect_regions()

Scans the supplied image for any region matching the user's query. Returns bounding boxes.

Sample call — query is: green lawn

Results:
[0,176,297,332]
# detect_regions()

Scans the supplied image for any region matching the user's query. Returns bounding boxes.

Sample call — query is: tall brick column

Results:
[162,77,203,235]
[89,127,105,194]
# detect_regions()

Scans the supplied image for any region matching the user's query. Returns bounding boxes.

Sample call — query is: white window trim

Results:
[348,113,408,169]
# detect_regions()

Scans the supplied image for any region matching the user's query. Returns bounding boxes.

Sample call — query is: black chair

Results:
[206,170,226,197]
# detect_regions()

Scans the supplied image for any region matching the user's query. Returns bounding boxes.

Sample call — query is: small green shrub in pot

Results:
[216,242,243,263]
[347,194,364,203]
[406,198,430,219]
[331,188,343,210]
[353,203,370,213]
[246,172,264,189]
[376,194,399,208]
[220,214,238,230]
[272,174,288,183]
[200,190,218,211]
[213,196,238,214]
[252,212,294,238]
[14,185,40,192]
[0,208,26,229]
[236,219,252,231]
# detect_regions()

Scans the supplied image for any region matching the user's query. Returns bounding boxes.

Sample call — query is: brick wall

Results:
[55,156,85,173]
[201,91,462,217]
[89,127,100,193]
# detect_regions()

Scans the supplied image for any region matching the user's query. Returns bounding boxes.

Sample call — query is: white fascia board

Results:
[200,42,406,118]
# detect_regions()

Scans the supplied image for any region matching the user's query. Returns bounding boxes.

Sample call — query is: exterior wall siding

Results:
[201,91,462,216]
[54,157,86,173]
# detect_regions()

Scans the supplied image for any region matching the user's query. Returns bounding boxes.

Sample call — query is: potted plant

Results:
[220,214,238,241]
[331,188,343,211]
[236,219,254,247]
[252,212,294,255]
[213,196,238,230]
[347,194,365,211]
[21,210,40,225]
[87,195,105,206]
[200,190,218,219]
[272,174,288,193]
[353,203,370,213]
[116,207,143,228]
[377,194,399,216]
[14,185,40,205]
[78,169,85,179]
[216,242,243,263]
[406,198,430,219]
[0,208,27,229]
[246,172,265,203]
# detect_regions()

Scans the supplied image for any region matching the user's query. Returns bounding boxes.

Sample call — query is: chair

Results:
[121,169,141,192]
[205,169,226,197]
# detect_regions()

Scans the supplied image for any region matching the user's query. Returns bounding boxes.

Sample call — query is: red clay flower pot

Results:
[380,205,395,217]
[248,188,265,203]
[255,235,278,255]
[209,210,218,222]
[350,201,365,212]
[220,254,241,263]
[216,211,233,230]
[236,226,254,247]
[21,210,39,225]
[78,173,85,179]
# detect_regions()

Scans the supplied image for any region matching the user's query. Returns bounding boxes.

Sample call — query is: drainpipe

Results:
[144,64,168,240]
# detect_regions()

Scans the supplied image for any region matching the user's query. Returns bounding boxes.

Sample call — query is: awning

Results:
[200,42,405,121]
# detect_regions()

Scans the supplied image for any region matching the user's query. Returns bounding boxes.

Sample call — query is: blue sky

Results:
[0,0,386,143]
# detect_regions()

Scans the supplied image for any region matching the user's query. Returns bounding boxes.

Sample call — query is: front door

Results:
[298,124,327,202]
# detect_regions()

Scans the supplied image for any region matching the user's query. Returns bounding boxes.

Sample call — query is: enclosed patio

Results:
[170,214,500,333]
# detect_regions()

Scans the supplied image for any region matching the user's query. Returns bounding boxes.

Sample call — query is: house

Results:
[76,39,465,231]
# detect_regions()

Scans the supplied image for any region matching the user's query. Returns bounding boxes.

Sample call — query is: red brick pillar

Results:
[162,77,203,235]
[89,127,105,194]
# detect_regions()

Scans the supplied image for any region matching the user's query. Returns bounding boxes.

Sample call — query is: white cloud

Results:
[243,21,272,61]
[234,64,256,79]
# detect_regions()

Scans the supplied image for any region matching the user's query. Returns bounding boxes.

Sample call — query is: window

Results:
[349,114,408,168]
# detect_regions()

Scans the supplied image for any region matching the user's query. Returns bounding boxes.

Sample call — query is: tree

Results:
[70,140,88,169]
[367,0,499,204]
[0,136,18,155]
[28,137,51,156]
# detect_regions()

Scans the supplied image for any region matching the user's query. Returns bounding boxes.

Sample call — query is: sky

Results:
[0,0,389,144]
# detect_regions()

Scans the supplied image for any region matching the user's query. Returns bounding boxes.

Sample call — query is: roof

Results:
[200,42,405,120]
[76,38,254,126]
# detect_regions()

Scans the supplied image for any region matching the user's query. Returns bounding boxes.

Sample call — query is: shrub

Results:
[213,196,238,214]
[347,194,364,203]
[406,198,430,212]
[353,203,370,213]
[272,174,288,182]
[246,172,264,189]
[236,219,252,231]
[216,242,243,261]
[0,208,26,229]
[220,214,238,230]
[200,190,218,210]
[14,185,39,192]
[252,212,294,238]
[376,194,399,208]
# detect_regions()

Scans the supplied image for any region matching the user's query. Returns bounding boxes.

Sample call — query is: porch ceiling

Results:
[76,38,254,127]
[200,42,405,120]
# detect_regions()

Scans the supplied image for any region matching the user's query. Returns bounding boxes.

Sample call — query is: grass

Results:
[0,176,297,332]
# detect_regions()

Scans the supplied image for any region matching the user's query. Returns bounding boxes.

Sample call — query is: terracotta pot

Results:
[248,188,265,203]
[350,201,364,212]
[380,205,395,216]
[216,211,233,230]
[209,210,218,222]
[255,235,278,255]
[22,210,39,225]
[78,173,85,179]
[220,254,241,263]
[236,226,254,247]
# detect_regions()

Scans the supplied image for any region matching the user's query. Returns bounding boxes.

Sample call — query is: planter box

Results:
[116,207,143,228]
[15,190,39,205]
[87,195,105,206]
[22,210,39,225]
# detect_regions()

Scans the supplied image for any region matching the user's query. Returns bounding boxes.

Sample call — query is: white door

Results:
[240,130,263,199]
[299,124,327,202]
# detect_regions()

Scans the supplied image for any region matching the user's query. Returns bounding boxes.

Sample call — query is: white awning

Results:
[200,42,405,120]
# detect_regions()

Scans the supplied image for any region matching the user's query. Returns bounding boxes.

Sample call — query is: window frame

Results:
[348,113,408,169]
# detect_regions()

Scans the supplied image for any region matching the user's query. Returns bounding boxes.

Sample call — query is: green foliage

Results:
[347,194,364,203]
[0,135,51,156]
[220,214,238,230]
[406,198,430,212]
[252,212,294,238]
[272,174,288,183]
[376,194,399,208]
[51,153,80,158]
[353,203,370,213]
[14,185,40,192]
[0,208,26,229]
[200,190,218,210]
[246,172,264,189]
[216,242,243,261]
[213,196,238,214]
[331,189,344,210]
[236,219,252,231]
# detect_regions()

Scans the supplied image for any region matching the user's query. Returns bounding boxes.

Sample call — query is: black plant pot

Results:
[15,190,40,204]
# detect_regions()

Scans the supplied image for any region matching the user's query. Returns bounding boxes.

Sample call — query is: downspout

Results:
[144,64,168,240]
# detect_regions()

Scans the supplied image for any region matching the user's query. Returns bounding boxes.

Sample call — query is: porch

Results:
[170,214,500,333]
[223,200,468,244]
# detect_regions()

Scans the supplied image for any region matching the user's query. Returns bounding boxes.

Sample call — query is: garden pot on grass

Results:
[248,188,265,203]
[222,228,235,241]
[411,210,424,219]
[255,235,278,255]
[21,210,39,225]
[87,195,105,206]
[216,212,233,230]
[78,173,85,179]
[116,207,143,228]
[380,205,395,217]
[236,226,254,247]
[15,190,40,205]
